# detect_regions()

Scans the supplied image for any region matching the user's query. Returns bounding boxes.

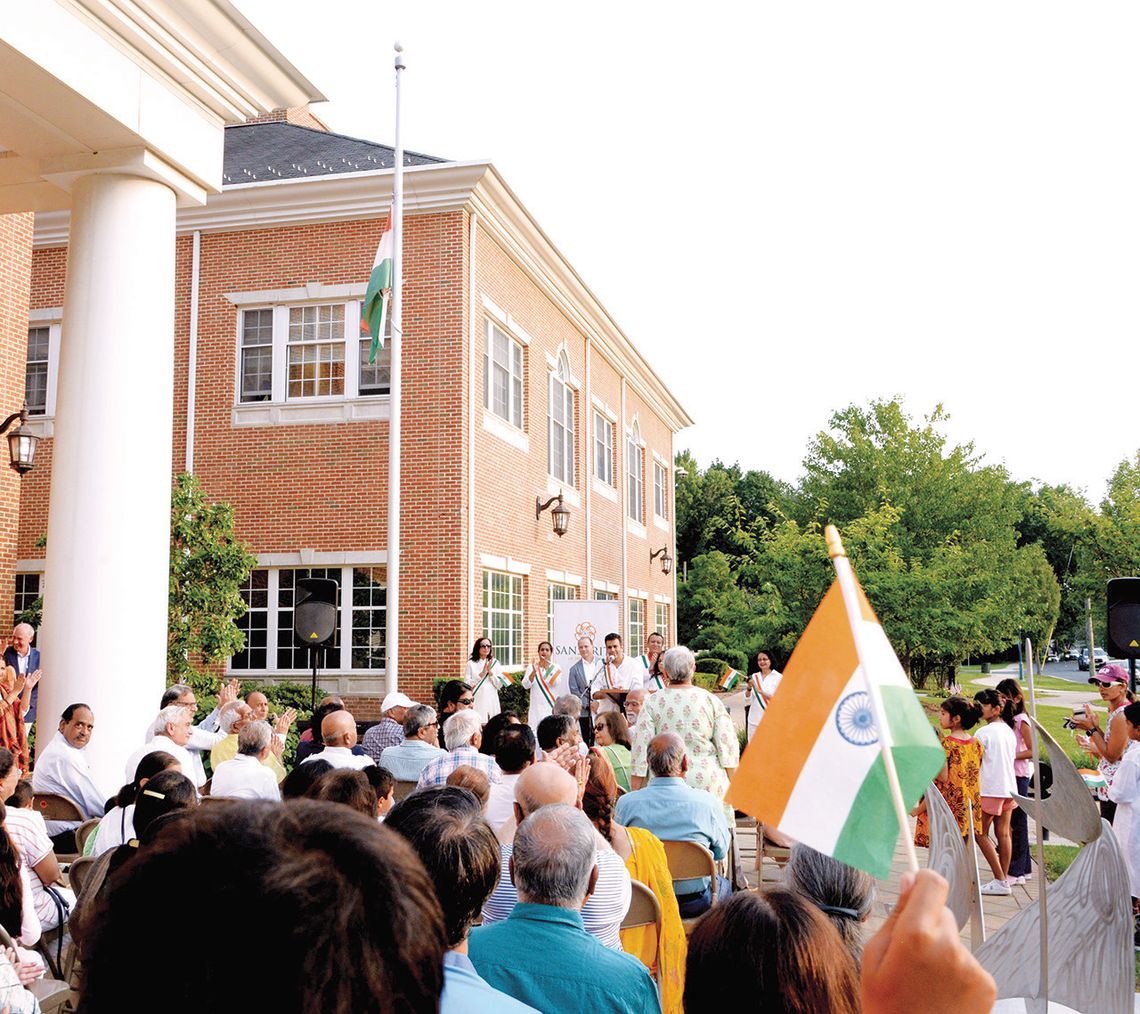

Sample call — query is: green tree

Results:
[168,472,257,687]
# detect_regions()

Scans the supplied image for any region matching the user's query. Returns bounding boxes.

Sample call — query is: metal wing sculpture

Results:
[925,785,985,945]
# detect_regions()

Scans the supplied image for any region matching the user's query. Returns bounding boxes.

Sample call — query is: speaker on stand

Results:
[294,577,339,711]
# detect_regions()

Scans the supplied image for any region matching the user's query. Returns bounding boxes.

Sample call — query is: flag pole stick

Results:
[385,41,405,695]
[825,524,921,874]
[1023,636,1049,1004]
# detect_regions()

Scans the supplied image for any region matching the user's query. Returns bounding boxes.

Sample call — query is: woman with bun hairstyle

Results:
[913,696,1007,888]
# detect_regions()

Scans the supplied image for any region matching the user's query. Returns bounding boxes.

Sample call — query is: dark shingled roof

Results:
[222,121,447,185]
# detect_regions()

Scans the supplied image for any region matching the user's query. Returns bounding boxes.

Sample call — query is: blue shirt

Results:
[469,903,660,1014]
[440,950,539,1014]
[378,739,448,782]
[615,775,731,893]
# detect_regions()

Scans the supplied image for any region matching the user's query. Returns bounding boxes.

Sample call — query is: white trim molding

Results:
[480,553,531,576]
[233,398,389,428]
[592,579,619,594]
[544,568,582,586]
[256,551,387,567]
[482,412,529,453]
[225,282,366,306]
[654,594,673,605]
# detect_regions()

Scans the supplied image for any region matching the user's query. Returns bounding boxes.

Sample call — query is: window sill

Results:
[232,397,389,428]
[545,477,580,509]
[626,518,647,540]
[592,477,618,503]
[22,417,54,439]
[482,412,529,453]
[654,515,671,533]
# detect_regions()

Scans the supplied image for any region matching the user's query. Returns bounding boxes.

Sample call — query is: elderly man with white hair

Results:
[4,622,42,724]
[209,700,294,784]
[123,706,198,785]
[150,682,235,787]
[468,805,659,1014]
[416,710,501,789]
[209,722,282,801]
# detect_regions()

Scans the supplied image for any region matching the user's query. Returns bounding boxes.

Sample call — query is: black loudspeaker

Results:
[1106,577,1140,659]
[294,578,338,646]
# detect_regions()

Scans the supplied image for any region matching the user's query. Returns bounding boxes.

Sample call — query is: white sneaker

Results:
[981,879,1011,896]
[1008,875,1026,886]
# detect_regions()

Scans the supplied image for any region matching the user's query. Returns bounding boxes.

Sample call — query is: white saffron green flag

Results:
[726,578,944,879]
[717,667,741,691]
[361,209,393,363]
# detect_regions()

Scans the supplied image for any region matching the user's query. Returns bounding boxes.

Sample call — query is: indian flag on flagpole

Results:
[360,209,393,363]
[717,667,741,691]
[726,566,944,879]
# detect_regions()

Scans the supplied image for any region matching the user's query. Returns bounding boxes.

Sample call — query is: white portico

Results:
[0,1,321,791]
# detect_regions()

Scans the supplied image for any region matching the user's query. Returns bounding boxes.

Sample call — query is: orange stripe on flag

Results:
[725,580,859,824]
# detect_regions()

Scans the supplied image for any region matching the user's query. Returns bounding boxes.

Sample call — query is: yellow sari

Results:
[620,825,686,1014]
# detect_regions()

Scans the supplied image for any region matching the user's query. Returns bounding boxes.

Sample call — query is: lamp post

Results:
[536,493,570,537]
[0,405,37,475]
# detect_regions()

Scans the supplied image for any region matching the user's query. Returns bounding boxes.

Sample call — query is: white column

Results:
[39,173,176,795]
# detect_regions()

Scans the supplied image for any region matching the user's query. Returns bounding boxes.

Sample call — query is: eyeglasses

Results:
[426,721,439,728]
[459,698,474,706]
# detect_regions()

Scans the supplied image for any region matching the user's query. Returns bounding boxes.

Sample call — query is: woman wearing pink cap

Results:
[1072,663,1135,824]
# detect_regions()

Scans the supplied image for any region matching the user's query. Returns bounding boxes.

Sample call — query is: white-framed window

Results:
[628,597,647,652]
[237,301,389,405]
[655,602,669,638]
[626,422,644,523]
[484,321,524,428]
[594,590,618,601]
[483,570,524,666]
[548,353,576,485]
[654,461,669,520]
[25,328,50,416]
[13,574,40,624]
[229,565,386,673]
[594,413,614,485]
[547,582,577,641]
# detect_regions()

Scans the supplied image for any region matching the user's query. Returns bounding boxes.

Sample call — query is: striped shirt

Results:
[480,841,631,949]
[416,746,502,789]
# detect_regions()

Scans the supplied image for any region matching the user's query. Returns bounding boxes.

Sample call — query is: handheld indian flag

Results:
[361,209,393,363]
[725,525,945,879]
[717,667,741,691]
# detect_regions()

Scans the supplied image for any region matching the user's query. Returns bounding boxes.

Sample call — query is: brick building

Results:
[21,109,691,713]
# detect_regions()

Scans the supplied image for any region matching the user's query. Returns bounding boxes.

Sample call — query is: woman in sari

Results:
[582,750,685,1014]
[594,711,633,792]
[0,667,31,773]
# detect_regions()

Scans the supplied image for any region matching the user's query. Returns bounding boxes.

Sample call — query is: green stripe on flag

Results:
[832,685,945,879]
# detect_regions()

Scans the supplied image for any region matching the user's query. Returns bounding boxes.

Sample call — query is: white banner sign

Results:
[552,599,620,667]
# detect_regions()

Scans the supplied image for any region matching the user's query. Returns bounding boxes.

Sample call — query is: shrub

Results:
[697,647,748,674]
[695,657,728,676]
[693,671,720,692]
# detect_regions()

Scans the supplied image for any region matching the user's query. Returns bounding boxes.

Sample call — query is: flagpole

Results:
[1024,636,1049,1003]
[825,524,921,874]
[386,41,405,695]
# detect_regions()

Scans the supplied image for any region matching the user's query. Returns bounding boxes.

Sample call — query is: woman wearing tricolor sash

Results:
[521,641,562,728]
[637,631,666,692]
[464,637,504,722]
[745,649,782,743]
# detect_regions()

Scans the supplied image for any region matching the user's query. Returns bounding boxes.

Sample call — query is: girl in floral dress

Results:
[914,696,1006,885]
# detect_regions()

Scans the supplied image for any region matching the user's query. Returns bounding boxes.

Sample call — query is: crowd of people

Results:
[0,624,1004,1013]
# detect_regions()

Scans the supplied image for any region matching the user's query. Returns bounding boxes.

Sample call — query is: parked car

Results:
[1046,648,1060,662]
[1078,648,1109,671]
[1063,647,1078,661]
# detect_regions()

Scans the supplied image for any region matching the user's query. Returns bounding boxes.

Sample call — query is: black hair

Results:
[752,649,777,673]
[61,702,93,723]
[536,714,575,751]
[941,695,983,731]
[280,759,333,801]
[974,688,1014,728]
[439,680,470,712]
[537,641,553,653]
[995,679,1025,716]
[114,751,180,809]
[0,748,15,783]
[6,780,32,810]
[478,712,519,756]
[1123,701,1140,727]
[79,801,447,1014]
[604,632,622,645]
[469,637,493,663]
[385,786,500,948]
[0,802,23,938]
[495,724,537,773]
[132,770,197,840]
[364,765,395,801]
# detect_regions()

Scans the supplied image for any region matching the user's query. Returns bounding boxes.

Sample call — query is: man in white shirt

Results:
[30,703,106,844]
[300,711,374,771]
[624,688,647,728]
[151,682,232,786]
[209,722,281,801]
[592,633,644,716]
[124,706,198,786]
[484,724,536,836]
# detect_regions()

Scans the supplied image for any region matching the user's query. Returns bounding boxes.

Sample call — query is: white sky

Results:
[238,1,1139,505]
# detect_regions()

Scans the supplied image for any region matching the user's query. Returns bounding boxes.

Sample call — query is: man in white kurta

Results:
[591,634,644,716]
[31,704,106,838]
[147,682,232,787]
[209,722,281,801]
[124,706,198,786]
[299,711,375,771]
